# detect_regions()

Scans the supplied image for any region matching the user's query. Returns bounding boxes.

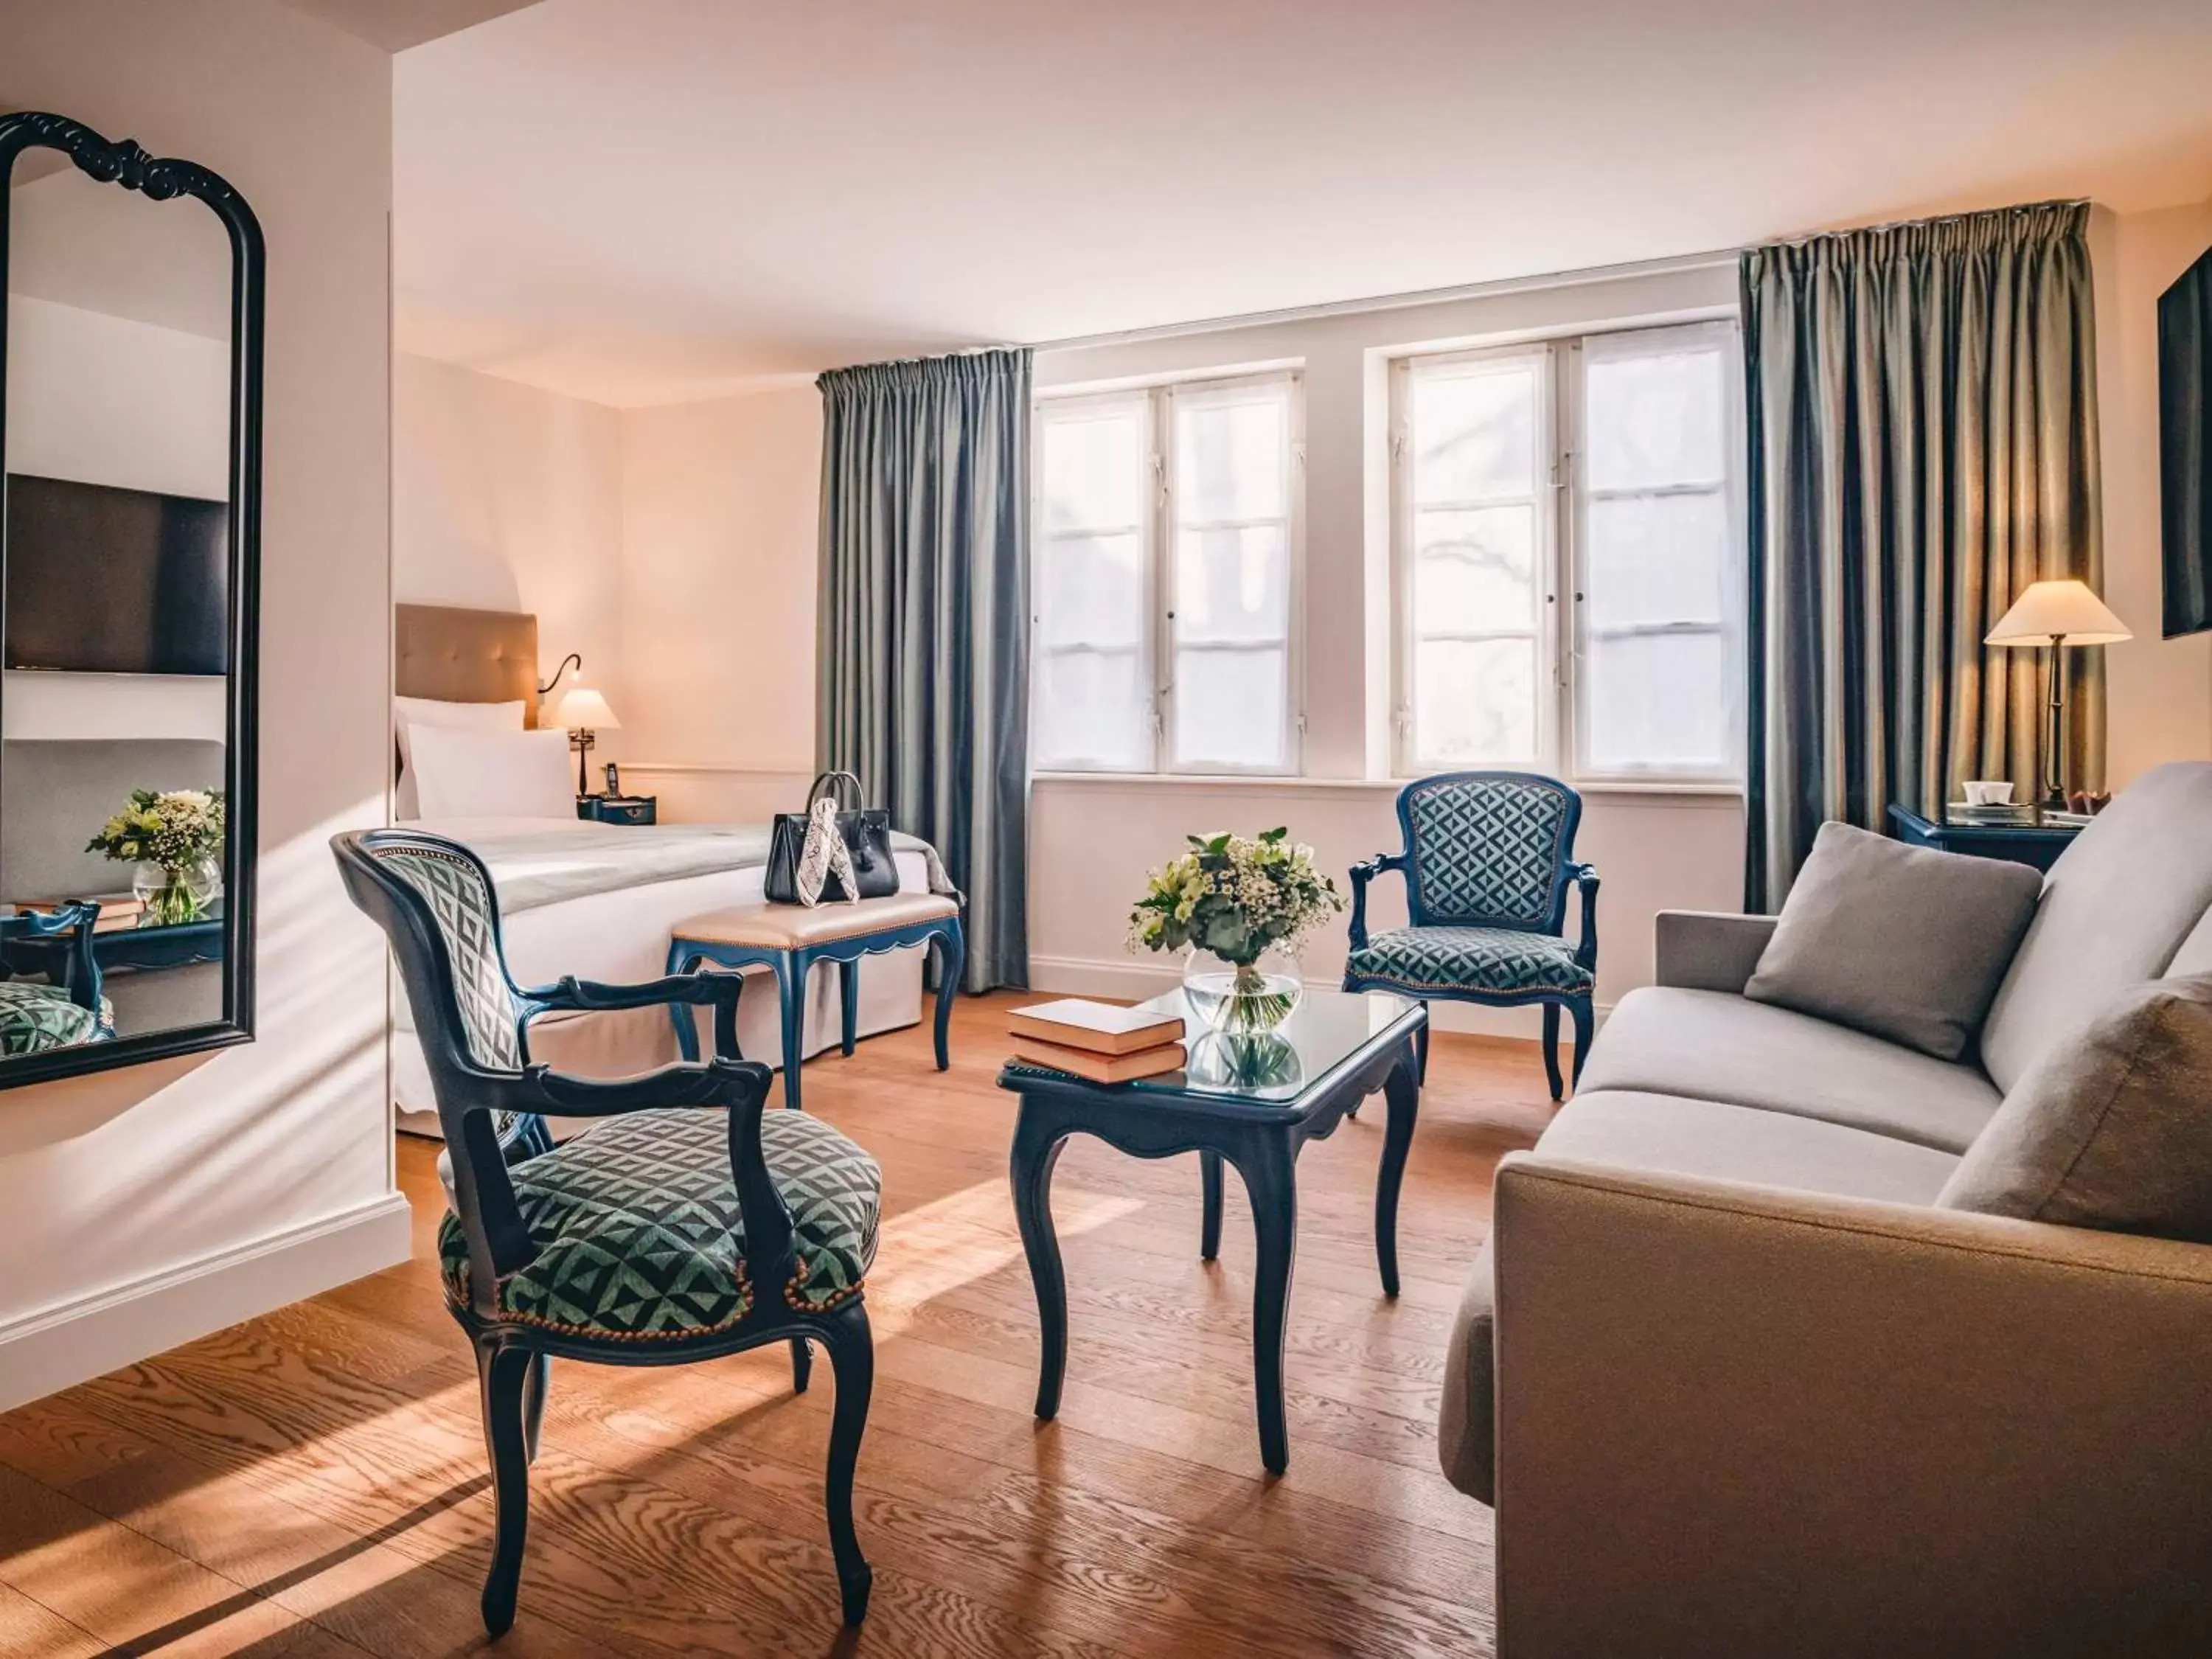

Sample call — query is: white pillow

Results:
[406,725,575,821]
[394,696,526,819]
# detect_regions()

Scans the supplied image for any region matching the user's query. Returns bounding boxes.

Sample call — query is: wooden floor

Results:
[0,994,1555,1658]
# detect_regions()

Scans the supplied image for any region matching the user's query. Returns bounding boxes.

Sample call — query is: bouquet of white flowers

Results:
[1129,828,1342,1031]
[88,788,226,925]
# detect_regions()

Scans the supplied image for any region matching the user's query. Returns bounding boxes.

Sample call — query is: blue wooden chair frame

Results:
[333,828,877,1632]
[666,909,964,1113]
[1341,771,1599,1100]
[0,902,114,1046]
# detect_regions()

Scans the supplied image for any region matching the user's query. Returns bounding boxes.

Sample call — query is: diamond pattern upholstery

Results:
[0,982,108,1054]
[438,1107,882,1339]
[1405,776,1573,928]
[371,844,521,1070]
[1348,927,1593,996]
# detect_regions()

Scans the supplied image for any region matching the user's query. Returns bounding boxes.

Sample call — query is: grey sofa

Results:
[1440,760,2212,1658]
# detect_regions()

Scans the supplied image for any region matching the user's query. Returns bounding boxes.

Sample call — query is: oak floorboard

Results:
[0,992,1545,1656]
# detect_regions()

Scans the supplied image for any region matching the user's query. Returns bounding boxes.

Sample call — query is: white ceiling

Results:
[395,0,2212,409]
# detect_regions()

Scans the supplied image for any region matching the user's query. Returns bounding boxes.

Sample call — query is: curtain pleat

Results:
[1742,201,2101,910]
[816,349,1032,990]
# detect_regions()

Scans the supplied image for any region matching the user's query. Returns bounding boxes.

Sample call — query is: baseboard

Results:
[1026,953,1613,1040]
[0,1190,413,1414]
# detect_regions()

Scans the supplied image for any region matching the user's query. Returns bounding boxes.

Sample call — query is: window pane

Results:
[1583,630,1731,772]
[1176,524,1288,643]
[1175,391,1285,523]
[1043,403,1145,532]
[1411,359,1538,504]
[1039,531,1146,647]
[1034,647,1150,770]
[1583,493,1726,630]
[1414,637,1535,765]
[1175,647,1287,770]
[1585,343,1725,491]
[1413,505,1536,633]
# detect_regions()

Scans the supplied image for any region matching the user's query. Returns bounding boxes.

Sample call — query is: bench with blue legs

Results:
[667,891,963,1111]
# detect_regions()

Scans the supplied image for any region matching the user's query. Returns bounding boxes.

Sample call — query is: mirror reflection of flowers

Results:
[88,788,226,926]
[1130,827,1343,1026]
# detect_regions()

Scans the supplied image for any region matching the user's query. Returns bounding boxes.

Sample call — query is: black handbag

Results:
[764,771,899,904]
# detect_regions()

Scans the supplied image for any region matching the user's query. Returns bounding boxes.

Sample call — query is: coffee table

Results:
[997,987,1425,1474]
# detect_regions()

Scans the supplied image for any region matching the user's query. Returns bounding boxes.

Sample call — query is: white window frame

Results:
[1389,321,1745,785]
[1032,369,1307,776]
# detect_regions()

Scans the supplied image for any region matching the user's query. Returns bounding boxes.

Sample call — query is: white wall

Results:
[2096,197,2212,782]
[392,351,625,740]
[0,0,402,1411]
[616,383,821,819]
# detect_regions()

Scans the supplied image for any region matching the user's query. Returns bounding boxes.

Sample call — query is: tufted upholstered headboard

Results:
[394,604,540,727]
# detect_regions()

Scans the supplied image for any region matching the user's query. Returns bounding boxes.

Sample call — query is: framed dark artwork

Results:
[2160,241,2212,639]
[0,111,263,1088]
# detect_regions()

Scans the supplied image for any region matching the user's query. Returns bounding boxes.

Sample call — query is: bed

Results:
[389,605,940,1130]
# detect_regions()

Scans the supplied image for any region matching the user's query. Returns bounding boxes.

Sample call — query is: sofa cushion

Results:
[1438,1088,1961,1501]
[1745,821,2041,1061]
[1579,987,2001,1152]
[1940,975,2212,1241]
[1982,762,2212,1093]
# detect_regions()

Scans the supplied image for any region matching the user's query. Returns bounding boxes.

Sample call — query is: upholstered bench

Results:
[667,892,964,1110]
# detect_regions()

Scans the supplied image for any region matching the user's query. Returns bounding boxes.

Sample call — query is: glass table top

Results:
[1005,987,1420,1107]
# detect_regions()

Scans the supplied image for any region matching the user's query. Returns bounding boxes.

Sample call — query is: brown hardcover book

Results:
[1007,998,1185,1056]
[1010,1036,1186,1085]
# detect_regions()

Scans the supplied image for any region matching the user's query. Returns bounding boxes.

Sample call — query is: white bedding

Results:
[391,815,931,1130]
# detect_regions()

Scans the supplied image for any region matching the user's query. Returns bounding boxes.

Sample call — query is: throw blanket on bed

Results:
[462,822,960,914]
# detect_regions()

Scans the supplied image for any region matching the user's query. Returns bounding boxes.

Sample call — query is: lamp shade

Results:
[546,685,621,731]
[1985,580,2132,647]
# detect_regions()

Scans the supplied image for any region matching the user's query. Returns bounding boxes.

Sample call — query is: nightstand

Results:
[1887,803,2079,873]
[577,794,656,826]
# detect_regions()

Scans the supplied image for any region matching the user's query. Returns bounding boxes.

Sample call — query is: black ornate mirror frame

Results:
[0,111,263,1088]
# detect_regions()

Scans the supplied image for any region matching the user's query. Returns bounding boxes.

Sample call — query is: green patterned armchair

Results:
[1342,771,1598,1099]
[332,828,879,1634]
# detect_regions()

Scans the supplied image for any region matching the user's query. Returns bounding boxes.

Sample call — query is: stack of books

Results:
[1008,998,1186,1084]
[13,893,145,933]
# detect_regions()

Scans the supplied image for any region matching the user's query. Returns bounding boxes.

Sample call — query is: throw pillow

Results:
[406,724,576,821]
[1745,821,2042,1060]
[1938,974,2212,1241]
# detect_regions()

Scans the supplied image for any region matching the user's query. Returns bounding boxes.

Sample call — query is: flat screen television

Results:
[2,472,229,675]
[2160,244,2212,639]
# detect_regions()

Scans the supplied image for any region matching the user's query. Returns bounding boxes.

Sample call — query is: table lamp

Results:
[1984,579,2130,810]
[546,684,621,796]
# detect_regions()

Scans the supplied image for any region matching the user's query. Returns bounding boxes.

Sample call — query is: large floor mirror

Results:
[0,112,262,1086]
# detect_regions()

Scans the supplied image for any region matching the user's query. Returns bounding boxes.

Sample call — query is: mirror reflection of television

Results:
[2160,246,2212,639]
[3,473,229,675]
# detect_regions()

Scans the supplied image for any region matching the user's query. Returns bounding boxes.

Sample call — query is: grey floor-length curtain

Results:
[817,348,1031,990]
[1742,201,2103,911]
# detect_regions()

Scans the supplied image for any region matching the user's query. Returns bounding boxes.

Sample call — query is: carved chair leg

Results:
[1568,995,1594,1090]
[1541,1003,1565,1102]
[1414,1012,1432,1087]
[473,1340,535,1636]
[790,1335,813,1394]
[820,1304,875,1626]
[519,1351,549,1464]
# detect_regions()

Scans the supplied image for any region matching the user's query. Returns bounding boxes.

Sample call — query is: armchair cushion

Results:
[439,1106,881,1339]
[1347,925,1592,996]
[0,981,108,1053]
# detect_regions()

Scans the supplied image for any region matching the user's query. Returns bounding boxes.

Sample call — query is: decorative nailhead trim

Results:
[445,1257,868,1337]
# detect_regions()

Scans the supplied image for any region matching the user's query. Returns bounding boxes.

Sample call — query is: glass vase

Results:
[1181,945,1304,1034]
[134,858,223,928]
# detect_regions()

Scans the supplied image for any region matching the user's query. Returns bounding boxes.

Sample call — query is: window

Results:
[1033,372,1301,773]
[1391,321,1742,781]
